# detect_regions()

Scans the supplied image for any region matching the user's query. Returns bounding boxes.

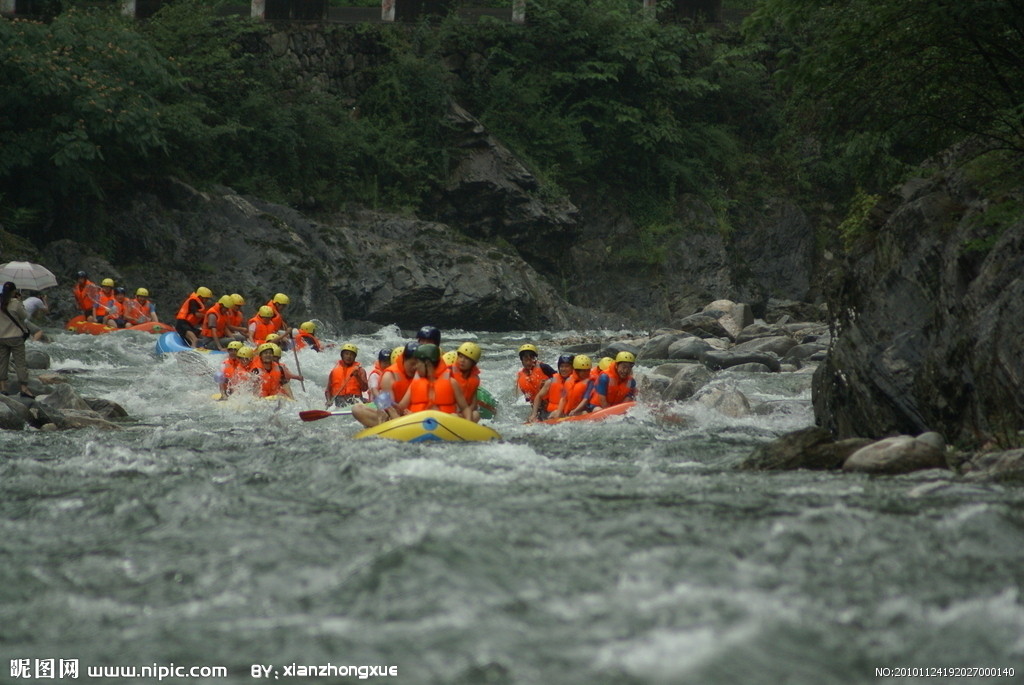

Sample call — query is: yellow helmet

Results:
[101,278,115,287]
[231,293,245,306]
[272,293,290,305]
[442,350,458,365]
[196,286,213,299]
[236,346,255,359]
[218,295,234,308]
[518,343,539,357]
[300,321,316,333]
[457,342,482,362]
[341,343,358,355]
[258,305,275,318]
[391,346,404,363]
[135,287,149,297]
[615,351,636,364]
[265,333,280,342]
[598,357,615,371]
[226,340,244,350]
[256,342,281,357]
[573,355,592,370]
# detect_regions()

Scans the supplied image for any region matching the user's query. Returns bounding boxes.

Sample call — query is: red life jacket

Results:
[327,361,364,398]
[517,366,549,402]
[295,331,321,351]
[408,369,457,413]
[450,364,480,404]
[200,303,229,338]
[175,293,206,327]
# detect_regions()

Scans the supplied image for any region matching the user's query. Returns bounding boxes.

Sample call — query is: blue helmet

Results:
[416,325,441,344]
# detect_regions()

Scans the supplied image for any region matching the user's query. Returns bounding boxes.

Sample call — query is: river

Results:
[2,326,1022,684]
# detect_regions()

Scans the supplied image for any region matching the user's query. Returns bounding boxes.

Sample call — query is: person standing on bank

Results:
[0,282,34,397]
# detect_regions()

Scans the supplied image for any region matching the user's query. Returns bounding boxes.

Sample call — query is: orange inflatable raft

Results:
[65,315,173,336]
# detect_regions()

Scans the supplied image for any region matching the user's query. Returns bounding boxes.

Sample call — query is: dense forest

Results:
[2,0,1023,258]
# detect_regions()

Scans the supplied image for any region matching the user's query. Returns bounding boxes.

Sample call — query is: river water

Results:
[2,326,1023,684]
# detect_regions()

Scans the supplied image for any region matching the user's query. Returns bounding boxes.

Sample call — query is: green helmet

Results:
[413,343,440,363]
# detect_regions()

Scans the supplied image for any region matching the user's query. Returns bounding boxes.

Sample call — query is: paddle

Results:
[299,408,354,421]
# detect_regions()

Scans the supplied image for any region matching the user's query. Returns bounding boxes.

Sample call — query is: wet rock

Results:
[698,349,781,373]
[677,313,734,340]
[720,362,774,374]
[697,386,751,418]
[738,426,872,470]
[842,434,948,474]
[83,398,129,420]
[782,343,828,363]
[732,335,798,357]
[662,364,713,401]
[639,333,679,360]
[0,395,29,430]
[639,374,670,397]
[25,349,50,369]
[735,322,791,344]
[38,383,92,411]
[703,299,754,340]
[667,336,712,361]
[961,449,1024,482]
[650,362,694,379]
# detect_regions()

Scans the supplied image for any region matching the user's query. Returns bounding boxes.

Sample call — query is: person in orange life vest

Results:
[352,341,420,428]
[247,305,279,346]
[250,342,293,399]
[122,288,159,325]
[73,271,100,319]
[515,343,555,405]
[396,344,467,416]
[264,333,304,384]
[216,341,248,400]
[294,321,322,352]
[416,325,449,373]
[590,351,638,409]
[224,294,247,337]
[91,278,117,325]
[235,344,255,371]
[366,348,392,402]
[100,287,130,328]
[325,343,368,407]
[197,295,241,351]
[262,293,290,345]
[564,355,596,416]
[174,286,214,347]
[449,342,483,422]
[591,356,613,383]
[530,354,574,422]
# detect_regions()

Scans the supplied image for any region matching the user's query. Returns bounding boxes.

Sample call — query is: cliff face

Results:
[812,144,1024,448]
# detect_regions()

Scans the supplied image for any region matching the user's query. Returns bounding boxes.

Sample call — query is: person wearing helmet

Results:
[564,355,596,416]
[366,348,392,402]
[216,341,248,400]
[251,342,293,399]
[516,343,555,404]
[591,356,614,383]
[352,341,420,428]
[197,295,240,351]
[104,287,130,328]
[294,321,322,352]
[247,305,279,347]
[221,294,246,337]
[72,271,99,319]
[450,342,483,422]
[529,354,575,422]
[262,293,290,343]
[91,279,118,326]
[589,350,637,410]
[124,288,159,325]
[396,343,467,416]
[325,343,368,407]
[174,287,214,347]
[266,338,304,384]
[415,326,448,373]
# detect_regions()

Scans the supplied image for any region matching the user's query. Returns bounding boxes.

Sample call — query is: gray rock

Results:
[738,426,871,470]
[732,335,798,357]
[697,386,751,418]
[720,362,774,374]
[38,383,92,411]
[662,364,713,401]
[83,398,129,420]
[25,349,50,369]
[650,362,694,378]
[0,395,29,430]
[735,322,791,344]
[666,336,712,361]
[639,333,679,360]
[678,313,734,340]
[698,349,781,373]
[842,435,948,474]
[962,449,1024,482]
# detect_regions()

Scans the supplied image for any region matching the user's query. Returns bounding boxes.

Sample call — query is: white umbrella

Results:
[0,261,58,291]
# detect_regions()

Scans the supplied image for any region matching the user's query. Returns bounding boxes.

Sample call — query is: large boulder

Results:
[738,426,872,470]
[842,433,948,475]
[813,141,1024,447]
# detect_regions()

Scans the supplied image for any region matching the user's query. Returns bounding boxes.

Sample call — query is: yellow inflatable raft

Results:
[354,410,501,443]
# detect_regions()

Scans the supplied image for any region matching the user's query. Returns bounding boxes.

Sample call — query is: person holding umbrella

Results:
[0,281,33,397]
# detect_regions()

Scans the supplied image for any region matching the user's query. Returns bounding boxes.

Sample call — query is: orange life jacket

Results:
[221,357,250,388]
[225,307,244,330]
[175,293,206,327]
[408,369,457,413]
[93,289,116,318]
[450,364,480,404]
[122,298,148,324]
[517,366,549,402]
[248,316,278,345]
[327,361,364,398]
[74,281,98,312]
[564,375,592,412]
[295,331,321,351]
[199,303,228,338]
[382,357,415,405]
[545,373,571,413]
[252,361,286,397]
[591,370,636,406]
[264,300,286,331]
